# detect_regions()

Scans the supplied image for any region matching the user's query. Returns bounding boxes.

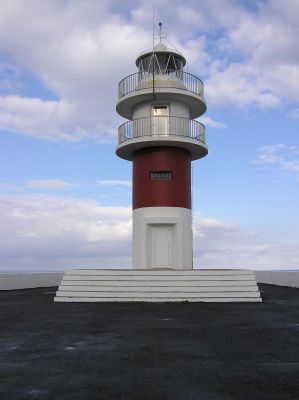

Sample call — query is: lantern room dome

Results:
[153,42,167,52]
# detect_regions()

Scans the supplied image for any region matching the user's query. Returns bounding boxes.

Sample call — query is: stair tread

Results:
[56,291,260,298]
[55,269,261,303]
[58,285,259,292]
[55,297,262,303]
[65,269,254,276]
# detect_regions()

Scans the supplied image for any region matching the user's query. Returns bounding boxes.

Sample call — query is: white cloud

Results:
[25,179,78,190]
[206,63,281,108]
[0,194,298,271]
[192,214,299,270]
[199,116,226,129]
[0,1,150,141]
[0,195,132,270]
[288,108,299,120]
[0,95,80,141]
[198,0,299,107]
[96,180,132,186]
[252,144,299,178]
[0,0,298,142]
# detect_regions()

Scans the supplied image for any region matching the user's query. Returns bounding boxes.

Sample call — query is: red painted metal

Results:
[133,147,191,209]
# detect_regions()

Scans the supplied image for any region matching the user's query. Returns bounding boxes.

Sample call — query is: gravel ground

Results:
[0,284,298,400]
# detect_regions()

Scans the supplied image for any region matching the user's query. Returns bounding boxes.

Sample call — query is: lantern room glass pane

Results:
[174,56,183,71]
[138,55,152,73]
[138,53,184,74]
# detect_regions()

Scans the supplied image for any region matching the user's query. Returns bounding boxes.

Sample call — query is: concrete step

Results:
[64,269,253,276]
[56,291,259,298]
[60,280,257,287]
[58,285,259,292]
[62,275,255,282]
[56,297,261,302]
[55,269,262,303]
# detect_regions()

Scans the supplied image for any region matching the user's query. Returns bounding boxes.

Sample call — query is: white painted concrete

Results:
[64,269,254,276]
[116,132,208,161]
[56,297,261,303]
[0,273,63,290]
[55,269,261,302]
[133,207,192,270]
[132,100,190,120]
[116,84,206,120]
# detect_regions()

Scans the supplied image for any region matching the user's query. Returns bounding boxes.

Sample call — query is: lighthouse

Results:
[55,36,262,302]
[116,40,208,270]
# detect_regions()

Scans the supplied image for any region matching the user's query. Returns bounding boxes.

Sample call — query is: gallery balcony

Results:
[116,116,208,161]
[116,70,206,120]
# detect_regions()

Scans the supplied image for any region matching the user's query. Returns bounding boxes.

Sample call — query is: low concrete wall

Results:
[0,271,298,290]
[255,271,299,288]
[0,273,63,290]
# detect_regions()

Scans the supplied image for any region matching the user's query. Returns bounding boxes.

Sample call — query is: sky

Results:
[0,0,298,272]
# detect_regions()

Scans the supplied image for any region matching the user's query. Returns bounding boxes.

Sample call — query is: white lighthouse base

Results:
[132,207,192,270]
[54,269,262,302]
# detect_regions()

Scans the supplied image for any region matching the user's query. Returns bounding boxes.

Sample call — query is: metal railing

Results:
[118,70,204,98]
[118,116,206,145]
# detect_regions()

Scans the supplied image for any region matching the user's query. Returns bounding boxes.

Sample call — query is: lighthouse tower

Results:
[116,41,208,270]
[55,36,262,302]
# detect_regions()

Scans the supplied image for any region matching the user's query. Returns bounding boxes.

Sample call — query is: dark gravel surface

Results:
[0,284,298,400]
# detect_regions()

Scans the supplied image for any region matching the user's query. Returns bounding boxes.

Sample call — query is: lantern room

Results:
[136,42,186,76]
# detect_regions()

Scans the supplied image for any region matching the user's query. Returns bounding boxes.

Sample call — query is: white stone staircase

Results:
[54,269,262,302]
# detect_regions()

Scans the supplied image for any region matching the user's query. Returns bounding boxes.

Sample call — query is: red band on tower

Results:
[133,147,191,209]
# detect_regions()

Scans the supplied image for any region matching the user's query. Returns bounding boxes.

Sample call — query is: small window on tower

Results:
[150,171,173,181]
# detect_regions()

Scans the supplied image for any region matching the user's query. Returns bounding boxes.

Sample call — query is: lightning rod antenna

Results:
[152,3,155,50]
[152,3,155,97]
[158,22,162,43]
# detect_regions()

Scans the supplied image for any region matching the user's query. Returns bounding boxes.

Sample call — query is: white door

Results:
[152,105,169,136]
[151,224,173,268]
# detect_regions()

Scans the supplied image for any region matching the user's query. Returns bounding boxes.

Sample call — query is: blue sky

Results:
[0,0,298,271]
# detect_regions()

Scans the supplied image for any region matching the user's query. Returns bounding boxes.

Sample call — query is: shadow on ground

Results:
[0,284,298,400]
